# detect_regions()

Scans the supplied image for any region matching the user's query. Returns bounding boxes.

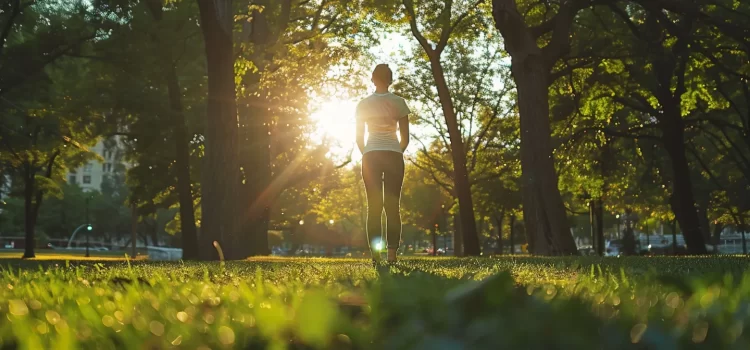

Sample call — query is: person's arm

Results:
[356,119,366,155]
[355,102,366,155]
[398,116,409,152]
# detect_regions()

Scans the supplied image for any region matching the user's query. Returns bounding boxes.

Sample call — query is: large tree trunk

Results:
[428,59,480,256]
[237,95,271,257]
[511,57,577,255]
[661,118,707,255]
[233,1,291,257]
[492,0,577,255]
[197,0,241,260]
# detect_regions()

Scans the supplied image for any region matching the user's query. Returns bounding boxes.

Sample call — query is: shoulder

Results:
[357,94,375,108]
[389,93,409,107]
[388,93,407,102]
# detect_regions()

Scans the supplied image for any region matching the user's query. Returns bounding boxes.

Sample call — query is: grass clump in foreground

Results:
[0,256,750,349]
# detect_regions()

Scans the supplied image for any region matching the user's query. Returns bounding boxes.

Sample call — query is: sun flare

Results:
[309,99,360,163]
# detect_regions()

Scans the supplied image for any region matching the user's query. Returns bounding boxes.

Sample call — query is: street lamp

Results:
[299,220,304,225]
[329,219,334,225]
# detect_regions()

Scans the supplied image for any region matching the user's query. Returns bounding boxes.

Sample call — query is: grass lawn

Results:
[0,249,145,261]
[0,256,749,349]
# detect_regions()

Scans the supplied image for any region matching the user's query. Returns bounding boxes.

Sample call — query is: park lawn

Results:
[0,249,146,261]
[0,256,749,349]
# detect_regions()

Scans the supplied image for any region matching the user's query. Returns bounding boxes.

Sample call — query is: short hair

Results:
[372,64,393,85]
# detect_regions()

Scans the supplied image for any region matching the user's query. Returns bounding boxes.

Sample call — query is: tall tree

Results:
[0,1,113,257]
[197,0,242,260]
[490,0,598,255]
[143,0,200,260]
[392,0,493,256]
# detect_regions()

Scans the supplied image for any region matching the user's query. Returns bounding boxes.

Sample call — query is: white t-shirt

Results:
[356,92,411,154]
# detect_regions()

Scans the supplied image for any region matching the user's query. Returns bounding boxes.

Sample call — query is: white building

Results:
[67,136,128,191]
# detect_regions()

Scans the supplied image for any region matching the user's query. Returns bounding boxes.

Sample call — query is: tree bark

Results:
[197,0,241,260]
[492,0,577,255]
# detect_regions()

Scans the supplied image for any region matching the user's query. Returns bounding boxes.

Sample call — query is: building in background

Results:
[67,136,129,191]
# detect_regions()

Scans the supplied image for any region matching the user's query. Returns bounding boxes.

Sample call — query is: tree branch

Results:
[403,0,435,57]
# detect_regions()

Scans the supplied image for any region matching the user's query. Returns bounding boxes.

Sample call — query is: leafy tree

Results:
[489,0,594,255]
[0,1,120,257]
[85,0,206,259]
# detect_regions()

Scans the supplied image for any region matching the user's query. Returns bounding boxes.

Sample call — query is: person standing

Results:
[356,64,410,263]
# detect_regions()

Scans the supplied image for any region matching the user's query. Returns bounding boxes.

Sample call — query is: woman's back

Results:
[356,92,410,154]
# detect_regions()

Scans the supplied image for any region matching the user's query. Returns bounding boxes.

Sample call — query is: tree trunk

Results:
[150,220,159,247]
[510,56,577,255]
[22,164,35,258]
[696,197,711,243]
[509,214,515,254]
[594,198,604,256]
[622,210,636,255]
[662,118,707,255]
[197,0,241,260]
[428,58,480,256]
[131,202,137,257]
[452,213,463,256]
[148,0,200,260]
[740,218,747,255]
[495,214,504,254]
[166,64,200,260]
[712,222,723,251]
[491,0,577,255]
[22,152,58,258]
[431,225,437,257]
[671,219,678,255]
[237,96,271,257]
